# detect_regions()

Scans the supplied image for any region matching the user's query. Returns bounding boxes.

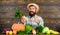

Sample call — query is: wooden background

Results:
[0,0,60,33]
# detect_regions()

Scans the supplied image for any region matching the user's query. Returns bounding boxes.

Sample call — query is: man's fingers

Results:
[34,17,39,23]
[21,16,27,23]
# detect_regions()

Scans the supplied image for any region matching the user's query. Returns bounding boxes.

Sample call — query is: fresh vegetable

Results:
[32,29,36,34]
[42,27,49,34]
[12,23,25,31]
[14,9,23,18]
[25,24,32,34]
[37,25,44,34]
[49,30,60,34]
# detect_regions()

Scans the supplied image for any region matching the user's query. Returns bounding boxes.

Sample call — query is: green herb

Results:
[14,8,23,18]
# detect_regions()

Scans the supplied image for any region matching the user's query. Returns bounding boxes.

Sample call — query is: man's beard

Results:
[29,11,36,17]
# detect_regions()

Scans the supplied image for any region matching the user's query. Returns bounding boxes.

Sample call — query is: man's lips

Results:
[29,11,35,13]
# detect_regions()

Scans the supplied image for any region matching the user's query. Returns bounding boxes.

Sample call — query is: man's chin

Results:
[29,13,36,17]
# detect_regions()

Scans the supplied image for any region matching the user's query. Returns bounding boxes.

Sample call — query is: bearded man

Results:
[21,3,44,28]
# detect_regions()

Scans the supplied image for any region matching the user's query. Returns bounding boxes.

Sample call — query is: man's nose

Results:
[30,9,33,11]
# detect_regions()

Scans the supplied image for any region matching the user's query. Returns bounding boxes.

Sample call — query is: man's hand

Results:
[34,17,39,24]
[21,16,27,23]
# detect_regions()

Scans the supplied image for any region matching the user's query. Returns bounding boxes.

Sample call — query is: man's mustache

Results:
[29,11,35,13]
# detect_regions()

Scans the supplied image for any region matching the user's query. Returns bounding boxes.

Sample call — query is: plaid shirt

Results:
[24,15,44,28]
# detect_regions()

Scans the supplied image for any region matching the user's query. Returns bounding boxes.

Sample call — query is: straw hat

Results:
[27,3,39,12]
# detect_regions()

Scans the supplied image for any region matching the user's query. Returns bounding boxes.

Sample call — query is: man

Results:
[21,3,44,28]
